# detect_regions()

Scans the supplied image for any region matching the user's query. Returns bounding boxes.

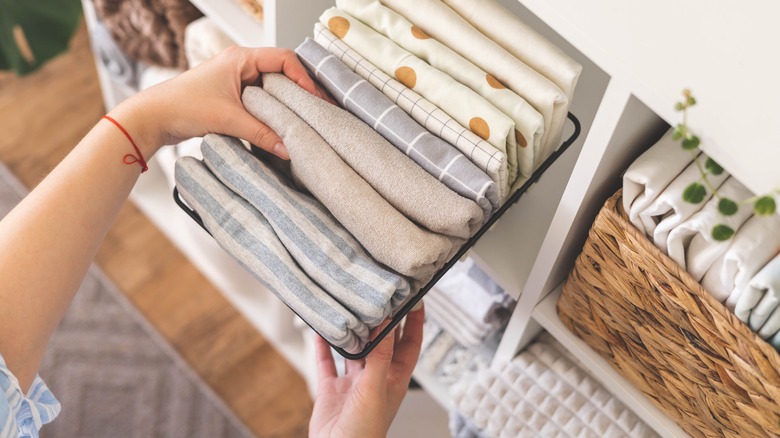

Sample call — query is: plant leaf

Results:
[682,135,701,150]
[754,196,777,216]
[672,124,684,141]
[705,158,724,175]
[712,224,735,241]
[683,182,707,204]
[718,198,738,216]
[687,96,697,106]
[674,102,685,111]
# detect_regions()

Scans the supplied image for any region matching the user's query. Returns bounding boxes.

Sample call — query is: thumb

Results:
[222,107,289,160]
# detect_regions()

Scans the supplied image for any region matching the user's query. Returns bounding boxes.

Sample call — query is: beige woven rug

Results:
[0,162,253,438]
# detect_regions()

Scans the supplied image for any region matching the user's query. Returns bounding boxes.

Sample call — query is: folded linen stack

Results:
[623,130,780,349]
[424,259,515,347]
[451,339,657,438]
[173,0,581,353]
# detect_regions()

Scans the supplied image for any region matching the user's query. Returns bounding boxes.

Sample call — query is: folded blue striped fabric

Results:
[175,157,370,353]
[296,38,499,218]
[200,133,411,326]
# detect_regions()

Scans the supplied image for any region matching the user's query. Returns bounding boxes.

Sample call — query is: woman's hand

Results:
[309,305,424,438]
[109,46,327,159]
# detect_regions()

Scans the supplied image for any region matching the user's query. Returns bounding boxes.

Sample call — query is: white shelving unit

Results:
[83,0,778,436]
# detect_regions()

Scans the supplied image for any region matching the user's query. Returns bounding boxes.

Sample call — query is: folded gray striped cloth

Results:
[262,73,484,240]
[241,85,457,283]
[200,133,412,326]
[175,157,369,353]
[295,38,499,218]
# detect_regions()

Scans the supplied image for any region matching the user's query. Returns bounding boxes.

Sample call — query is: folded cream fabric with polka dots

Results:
[200,133,412,326]
[319,8,521,186]
[443,0,582,102]
[175,157,370,353]
[241,85,456,282]
[313,25,510,200]
[336,0,543,182]
[262,73,484,240]
[295,38,499,217]
[451,341,658,438]
[381,0,568,166]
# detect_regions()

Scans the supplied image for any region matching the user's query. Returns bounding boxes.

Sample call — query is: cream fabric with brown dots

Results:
[380,0,568,166]
[451,341,658,438]
[336,0,543,182]
[319,8,521,185]
[313,25,511,200]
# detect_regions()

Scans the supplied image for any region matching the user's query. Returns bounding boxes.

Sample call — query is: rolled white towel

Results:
[637,154,728,252]
[184,17,235,68]
[702,214,780,306]
[622,130,695,234]
[733,254,780,335]
[667,177,754,280]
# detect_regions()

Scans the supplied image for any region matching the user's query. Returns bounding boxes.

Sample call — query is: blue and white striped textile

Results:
[175,157,371,353]
[200,134,411,326]
[0,354,60,438]
[296,38,499,218]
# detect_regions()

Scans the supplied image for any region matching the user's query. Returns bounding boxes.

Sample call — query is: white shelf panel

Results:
[518,0,780,195]
[533,287,689,438]
[128,157,316,387]
[189,0,267,47]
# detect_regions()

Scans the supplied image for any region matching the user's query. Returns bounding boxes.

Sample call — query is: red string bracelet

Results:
[102,115,149,173]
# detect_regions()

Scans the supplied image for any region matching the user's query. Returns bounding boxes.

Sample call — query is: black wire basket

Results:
[174,113,581,359]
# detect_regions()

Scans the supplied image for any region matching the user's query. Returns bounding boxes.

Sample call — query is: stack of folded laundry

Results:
[173,0,581,353]
[623,130,780,348]
[424,258,515,348]
[450,335,657,438]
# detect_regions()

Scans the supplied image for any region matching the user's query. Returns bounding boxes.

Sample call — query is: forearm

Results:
[0,96,164,390]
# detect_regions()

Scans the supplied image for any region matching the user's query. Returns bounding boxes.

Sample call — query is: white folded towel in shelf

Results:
[667,177,754,281]
[637,154,728,252]
[702,214,780,305]
[452,340,658,438]
[425,290,489,347]
[184,16,235,68]
[622,130,695,234]
[734,254,780,337]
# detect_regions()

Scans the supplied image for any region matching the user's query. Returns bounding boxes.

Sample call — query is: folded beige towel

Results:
[241,85,456,282]
[262,73,483,239]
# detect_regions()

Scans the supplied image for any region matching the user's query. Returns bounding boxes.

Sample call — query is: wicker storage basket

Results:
[557,190,780,438]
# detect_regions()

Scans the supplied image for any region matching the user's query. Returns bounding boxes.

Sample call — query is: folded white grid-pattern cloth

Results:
[241,85,455,282]
[735,254,780,339]
[335,0,544,181]
[442,0,582,102]
[295,38,498,217]
[319,8,520,187]
[451,341,658,438]
[702,214,780,305]
[174,157,369,353]
[262,73,484,240]
[667,177,754,281]
[381,0,569,164]
[638,153,729,253]
[313,25,510,200]
[622,130,696,234]
[199,134,411,326]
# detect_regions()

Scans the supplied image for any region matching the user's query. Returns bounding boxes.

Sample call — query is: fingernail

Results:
[411,300,424,312]
[273,142,289,160]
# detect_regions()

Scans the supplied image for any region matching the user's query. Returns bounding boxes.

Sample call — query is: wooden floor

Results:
[0,26,312,437]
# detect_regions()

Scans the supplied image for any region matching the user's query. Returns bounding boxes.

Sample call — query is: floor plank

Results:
[0,24,312,438]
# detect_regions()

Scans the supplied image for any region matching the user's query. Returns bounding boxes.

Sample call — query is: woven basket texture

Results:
[558,190,780,438]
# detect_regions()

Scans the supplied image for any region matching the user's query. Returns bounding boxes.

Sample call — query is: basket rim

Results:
[604,189,780,364]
